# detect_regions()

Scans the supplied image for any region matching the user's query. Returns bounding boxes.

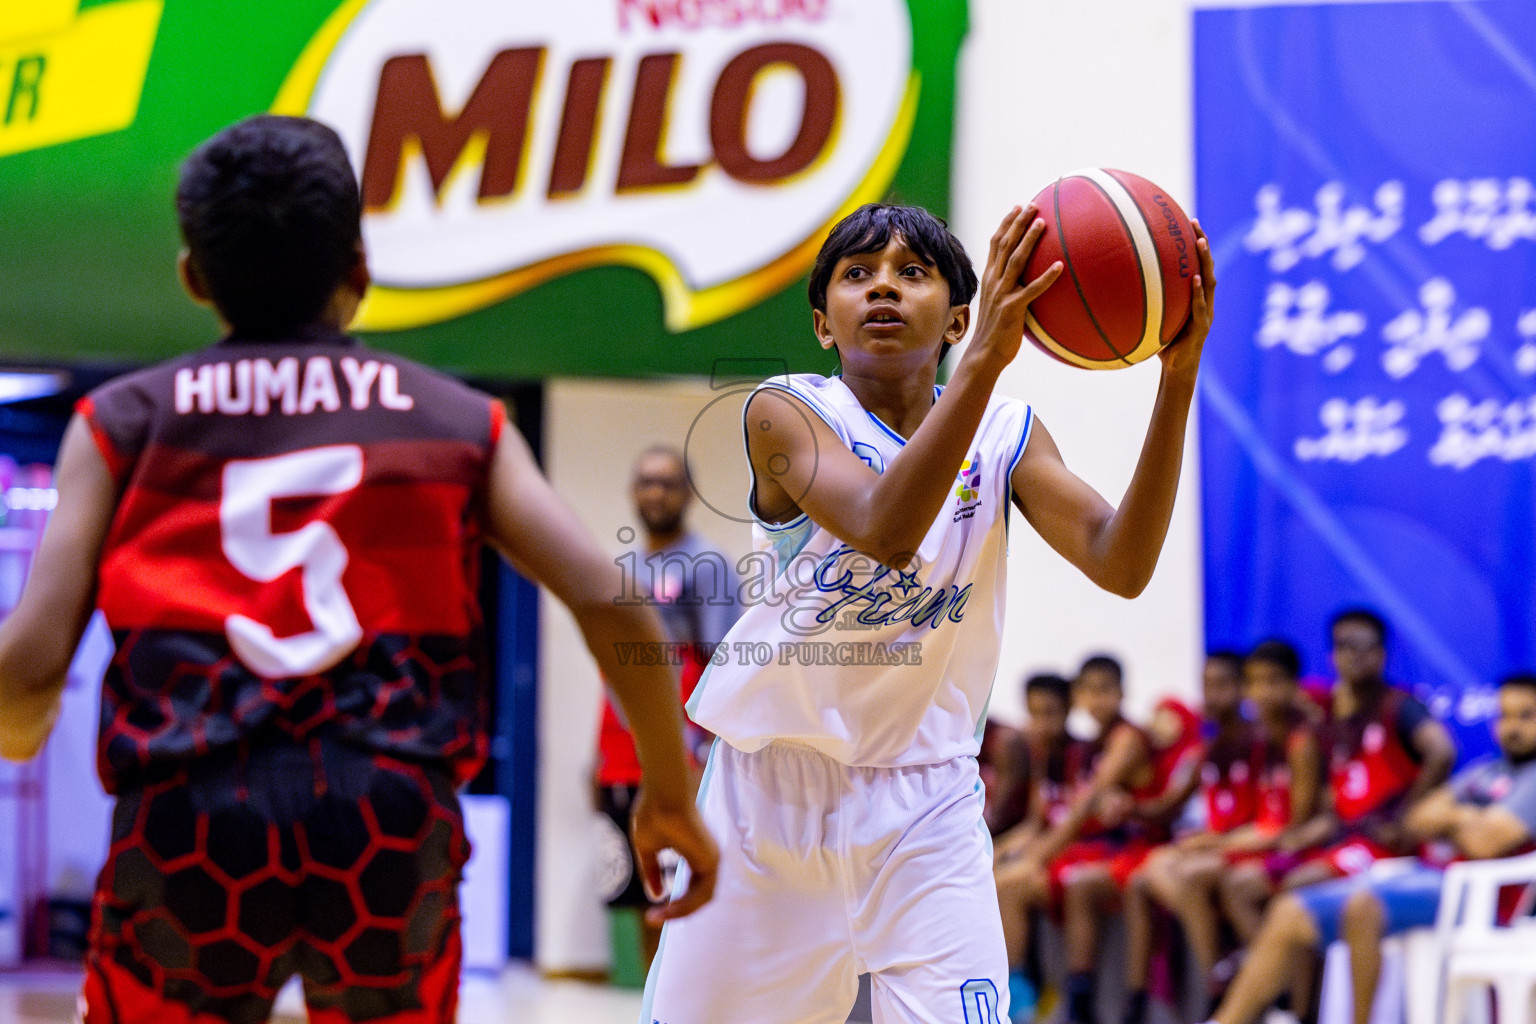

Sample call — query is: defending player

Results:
[642,201,1215,1023]
[0,115,717,1024]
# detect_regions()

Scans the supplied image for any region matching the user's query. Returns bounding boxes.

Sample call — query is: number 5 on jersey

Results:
[221,445,365,678]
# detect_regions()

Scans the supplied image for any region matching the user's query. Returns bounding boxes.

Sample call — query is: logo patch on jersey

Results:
[953,454,982,521]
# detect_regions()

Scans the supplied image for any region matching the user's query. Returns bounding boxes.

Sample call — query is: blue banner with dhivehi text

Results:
[1195,0,1536,763]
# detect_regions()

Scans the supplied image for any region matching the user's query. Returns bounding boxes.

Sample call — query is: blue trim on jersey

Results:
[1007,406,1036,477]
[1003,405,1035,551]
[972,689,994,747]
[865,409,907,447]
[684,660,714,719]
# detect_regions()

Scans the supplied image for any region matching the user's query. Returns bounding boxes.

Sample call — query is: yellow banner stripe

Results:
[0,0,164,159]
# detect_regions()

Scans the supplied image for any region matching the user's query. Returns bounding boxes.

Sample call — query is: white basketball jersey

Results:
[687,373,1034,767]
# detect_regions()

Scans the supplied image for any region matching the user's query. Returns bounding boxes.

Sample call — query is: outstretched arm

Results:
[0,415,116,761]
[748,206,1062,566]
[483,424,718,922]
[1010,224,1216,598]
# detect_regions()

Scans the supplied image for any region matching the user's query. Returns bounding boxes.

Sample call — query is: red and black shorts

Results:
[84,739,470,1024]
[1047,836,1155,908]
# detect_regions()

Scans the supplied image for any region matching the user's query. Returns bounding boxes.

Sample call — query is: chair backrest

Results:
[1436,851,1536,938]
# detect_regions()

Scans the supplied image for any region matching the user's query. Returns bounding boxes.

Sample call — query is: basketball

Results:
[1021,168,1197,370]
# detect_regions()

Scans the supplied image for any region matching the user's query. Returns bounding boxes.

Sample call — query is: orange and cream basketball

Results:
[1021,168,1196,370]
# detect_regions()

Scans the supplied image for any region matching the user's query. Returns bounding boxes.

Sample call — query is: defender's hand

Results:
[1158,220,1216,384]
[631,789,719,925]
[0,686,61,762]
[968,205,1063,370]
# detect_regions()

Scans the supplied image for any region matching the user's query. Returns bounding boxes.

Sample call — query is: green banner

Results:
[0,0,966,379]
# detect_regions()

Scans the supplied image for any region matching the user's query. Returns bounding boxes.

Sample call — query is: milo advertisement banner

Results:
[0,0,967,378]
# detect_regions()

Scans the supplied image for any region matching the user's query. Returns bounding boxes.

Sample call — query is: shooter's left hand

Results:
[1158,219,1216,385]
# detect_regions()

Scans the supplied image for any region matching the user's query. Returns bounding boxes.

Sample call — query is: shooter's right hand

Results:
[631,788,719,926]
[966,204,1063,371]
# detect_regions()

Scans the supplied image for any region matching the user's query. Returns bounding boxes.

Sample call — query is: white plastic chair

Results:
[1436,850,1536,1024]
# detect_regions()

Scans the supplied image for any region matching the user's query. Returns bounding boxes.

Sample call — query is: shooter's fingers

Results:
[1003,215,1050,287]
[1018,260,1064,305]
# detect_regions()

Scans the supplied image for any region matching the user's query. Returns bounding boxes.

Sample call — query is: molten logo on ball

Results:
[1021,168,1196,371]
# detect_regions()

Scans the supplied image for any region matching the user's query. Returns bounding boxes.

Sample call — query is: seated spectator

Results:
[995,654,1159,1024]
[1203,671,1536,1024]
[1122,652,1252,1023]
[995,672,1078,1019]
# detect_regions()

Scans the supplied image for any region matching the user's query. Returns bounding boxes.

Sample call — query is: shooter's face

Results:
[632,454,690,537]
[814,235,965,375]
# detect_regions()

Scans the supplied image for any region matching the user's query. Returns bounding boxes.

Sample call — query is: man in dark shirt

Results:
[596,446,741,969]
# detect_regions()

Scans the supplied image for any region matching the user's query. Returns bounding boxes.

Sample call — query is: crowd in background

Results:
[981,609,1536,1024]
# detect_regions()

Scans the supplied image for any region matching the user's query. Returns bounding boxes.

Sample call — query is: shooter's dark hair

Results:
[1499,672,1536,696]
[1024,673,1072,708]
[1330,607,1390,649]
[176,115,363,338]
[1206,649,1246,680]
[1247,639,1302,680]
[1077,654,1124,689]
[808,203,978,319]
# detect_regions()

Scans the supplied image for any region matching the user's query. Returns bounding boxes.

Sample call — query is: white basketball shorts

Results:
[641,740,1008,1024]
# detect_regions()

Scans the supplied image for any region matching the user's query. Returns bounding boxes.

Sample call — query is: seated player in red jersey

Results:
[0,116,716,1024]
[1216,641,1326,956]
[1121,652,1253,1023]
[995,655,1161,1024]
[1280,609,1455,892]
[994,673,1077,1016]
[1205,672,1536,1024]
[995,674,1077,856]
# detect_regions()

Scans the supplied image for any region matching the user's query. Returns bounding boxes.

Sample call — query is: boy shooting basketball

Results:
[643,200,1215,1023]
[0,115,716,1024]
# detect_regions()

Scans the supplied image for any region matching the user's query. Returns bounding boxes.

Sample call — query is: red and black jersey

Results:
[1328,685,1428,825]
[1254,708,1313,832]
[1031,734,1076,828]
[1064,717,1152,839]
[1200,722,1258,834]
[80,328,502,792]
